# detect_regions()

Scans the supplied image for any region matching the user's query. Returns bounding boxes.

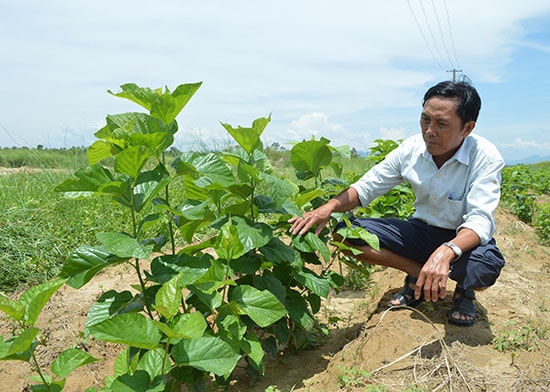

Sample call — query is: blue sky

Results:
[1,0,550,163]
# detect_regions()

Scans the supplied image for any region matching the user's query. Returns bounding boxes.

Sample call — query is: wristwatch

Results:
[443,241,462,262]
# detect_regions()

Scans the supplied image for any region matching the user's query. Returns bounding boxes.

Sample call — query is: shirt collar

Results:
[454,136,471,165]
[419,135,472,166]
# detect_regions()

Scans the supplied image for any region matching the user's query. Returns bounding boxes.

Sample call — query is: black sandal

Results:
[387,275,424,308]
[448,286,476,326]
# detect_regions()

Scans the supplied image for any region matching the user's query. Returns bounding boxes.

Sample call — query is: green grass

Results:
[0,146,89,169]
[0,168,130,292]
[492,319,549,352]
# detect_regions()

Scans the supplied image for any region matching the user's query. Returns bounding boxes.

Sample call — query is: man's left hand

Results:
[415,245,456,302]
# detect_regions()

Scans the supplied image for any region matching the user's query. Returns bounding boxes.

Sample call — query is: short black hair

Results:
[422,80,481,125]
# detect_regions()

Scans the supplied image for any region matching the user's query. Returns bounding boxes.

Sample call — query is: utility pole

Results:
[447,69,462,81]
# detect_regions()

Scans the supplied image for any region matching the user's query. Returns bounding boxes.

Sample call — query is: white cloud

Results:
[276,112,371,149]
[377,127,408,142]
[497,138,550,150]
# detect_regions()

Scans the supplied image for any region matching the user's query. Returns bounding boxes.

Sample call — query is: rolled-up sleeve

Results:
[457,157,504,244]
[350,147,405,206]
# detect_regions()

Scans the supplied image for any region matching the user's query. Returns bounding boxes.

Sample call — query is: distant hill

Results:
[505,155,550,166]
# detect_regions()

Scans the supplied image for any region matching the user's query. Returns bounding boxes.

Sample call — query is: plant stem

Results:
[164,184,176,254]
[133,258,154,318]
[31,351,51,391]
[249,181,256,223]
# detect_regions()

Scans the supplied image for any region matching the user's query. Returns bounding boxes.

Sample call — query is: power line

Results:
[406,0,462,76]
[431,0,455,68]
[406,0,446,70]
[418,0,451,69]
[443,0,461,69]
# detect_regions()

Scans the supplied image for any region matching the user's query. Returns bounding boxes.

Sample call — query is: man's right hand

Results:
[288,204,334,236]
[288,188,361,236]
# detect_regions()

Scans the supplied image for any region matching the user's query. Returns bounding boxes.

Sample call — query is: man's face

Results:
[420,97,475,164]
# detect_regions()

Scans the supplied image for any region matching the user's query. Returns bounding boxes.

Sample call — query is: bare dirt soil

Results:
[1,209,549,392]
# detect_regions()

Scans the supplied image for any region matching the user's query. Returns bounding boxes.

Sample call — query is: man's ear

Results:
[461,121,475,137]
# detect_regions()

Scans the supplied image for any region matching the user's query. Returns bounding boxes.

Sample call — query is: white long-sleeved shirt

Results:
[350,133,505,245]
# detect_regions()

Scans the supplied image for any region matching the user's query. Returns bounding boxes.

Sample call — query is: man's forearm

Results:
[325,187,361,213]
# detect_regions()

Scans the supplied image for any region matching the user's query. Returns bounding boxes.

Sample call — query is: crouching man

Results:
[289,80,506,326]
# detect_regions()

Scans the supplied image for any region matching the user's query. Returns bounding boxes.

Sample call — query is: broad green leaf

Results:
[137,213,164,239]
[110,370,166,392]
[230,285,286,327]
[296,269,330,298]
[104,112,167,138]
[0,327,39,360]
[272,318,290,346]
[280,199,302,216]
[128,130,173,154]
[240,332,264,374]
[55,164,114,198]
[108,84,162,111]
[215,222,244,261]
[290,140,332,177]
[192,153,234,187]
[133,164,171,212]
[260,173,296,209]
[329,143,351,159]
[330,161,344,178]
[97,232,153,260]
[85,290,135,337]
[229,252,262,275]
[336,225,380,251]
[227,183,253,199]
[137,348,170,379]
[172,158,200,177]
[181,176,210,201]
[230,217,271,254]
[113,347,132,377]
[177,216,215,245]
[154,275,182,320]
[149,253,211,284]
[286,290,315,331]
[29,380,64,392]
[87,140,116,164]
[114,145,151,178]
[177,201,212,221]
[217,314,247,342]
[89,313,161,349]
[237,160,260,183]
[51,348,99,378]
[61,245,125,289]
[99,180,132,208]
[188,286,223,311]
[292,232,331,262]
[295,189,325,209]
[0,293,24,321]
[154,312,207,340]
[253,271,286,304]
[172,336,241,377]
[260,238,296,265]
[220,116,270,154]
[109,82,202,125]
[94,111,178,157]
[253,195,275,213]
[307,292,322,314]
[19,279,66,326]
